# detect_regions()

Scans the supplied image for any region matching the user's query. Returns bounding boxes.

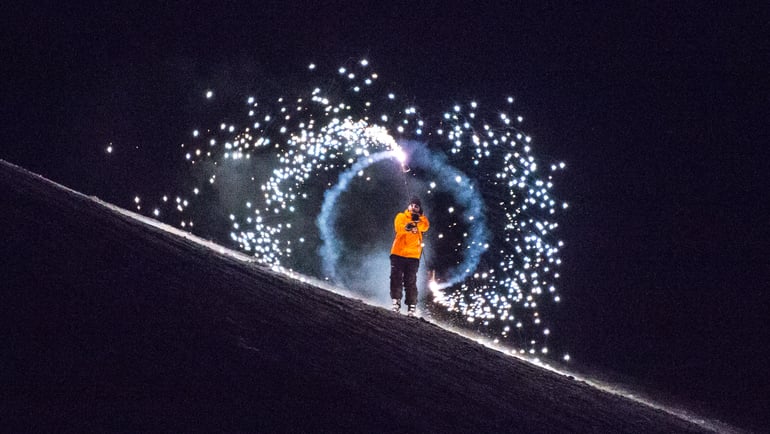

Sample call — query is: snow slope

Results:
[1,159,740,432]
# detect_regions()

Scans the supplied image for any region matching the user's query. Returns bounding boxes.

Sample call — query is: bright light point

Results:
[395,149,407,163]
[106,145,113,153]
[563,354,571,362]
[148,58,567,360]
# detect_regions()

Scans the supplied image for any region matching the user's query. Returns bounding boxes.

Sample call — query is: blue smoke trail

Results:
[404,141,489,290]
[318,143,489,293]
[317,150,402,281]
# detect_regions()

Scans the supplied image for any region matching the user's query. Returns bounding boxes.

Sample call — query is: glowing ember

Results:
[126,58,568,357]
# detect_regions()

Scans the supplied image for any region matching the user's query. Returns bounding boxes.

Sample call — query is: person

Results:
[390,197,429,316]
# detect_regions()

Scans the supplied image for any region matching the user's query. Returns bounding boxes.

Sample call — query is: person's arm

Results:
[394,212,409,234]
[417,214,429,232]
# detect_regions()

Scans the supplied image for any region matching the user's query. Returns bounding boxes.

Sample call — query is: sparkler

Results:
[129,58,568,358]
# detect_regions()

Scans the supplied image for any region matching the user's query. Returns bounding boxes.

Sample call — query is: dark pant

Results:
[390,254,420,306]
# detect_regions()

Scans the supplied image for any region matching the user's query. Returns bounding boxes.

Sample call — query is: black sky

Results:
[2,2,768,428]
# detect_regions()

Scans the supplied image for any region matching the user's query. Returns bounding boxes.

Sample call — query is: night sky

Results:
[3,2,768,428]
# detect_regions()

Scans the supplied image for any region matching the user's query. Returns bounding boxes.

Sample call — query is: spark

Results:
[127,58,568,357]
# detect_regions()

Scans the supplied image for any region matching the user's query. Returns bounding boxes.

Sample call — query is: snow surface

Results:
[1,159,744,433]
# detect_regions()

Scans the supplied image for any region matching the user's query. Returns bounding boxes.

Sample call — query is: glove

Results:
[411,212,420,222]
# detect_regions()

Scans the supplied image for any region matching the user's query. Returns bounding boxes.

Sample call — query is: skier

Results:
[390,197,430,316]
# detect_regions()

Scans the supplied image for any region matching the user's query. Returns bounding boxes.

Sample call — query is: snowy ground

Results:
[1,159,746,432]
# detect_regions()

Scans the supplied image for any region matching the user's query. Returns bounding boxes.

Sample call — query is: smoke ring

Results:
[317,146,488,293]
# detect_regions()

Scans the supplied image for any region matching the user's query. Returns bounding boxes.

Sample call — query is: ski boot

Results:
[392,299,401,313]
[407,305,417,317]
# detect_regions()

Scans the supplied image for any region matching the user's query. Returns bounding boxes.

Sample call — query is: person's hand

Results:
[405,222,417,233]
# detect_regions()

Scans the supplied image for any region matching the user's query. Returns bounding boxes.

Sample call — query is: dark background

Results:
[2,2,768,429]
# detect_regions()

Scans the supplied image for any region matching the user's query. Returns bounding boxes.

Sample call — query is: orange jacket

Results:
[390,210,430,259]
